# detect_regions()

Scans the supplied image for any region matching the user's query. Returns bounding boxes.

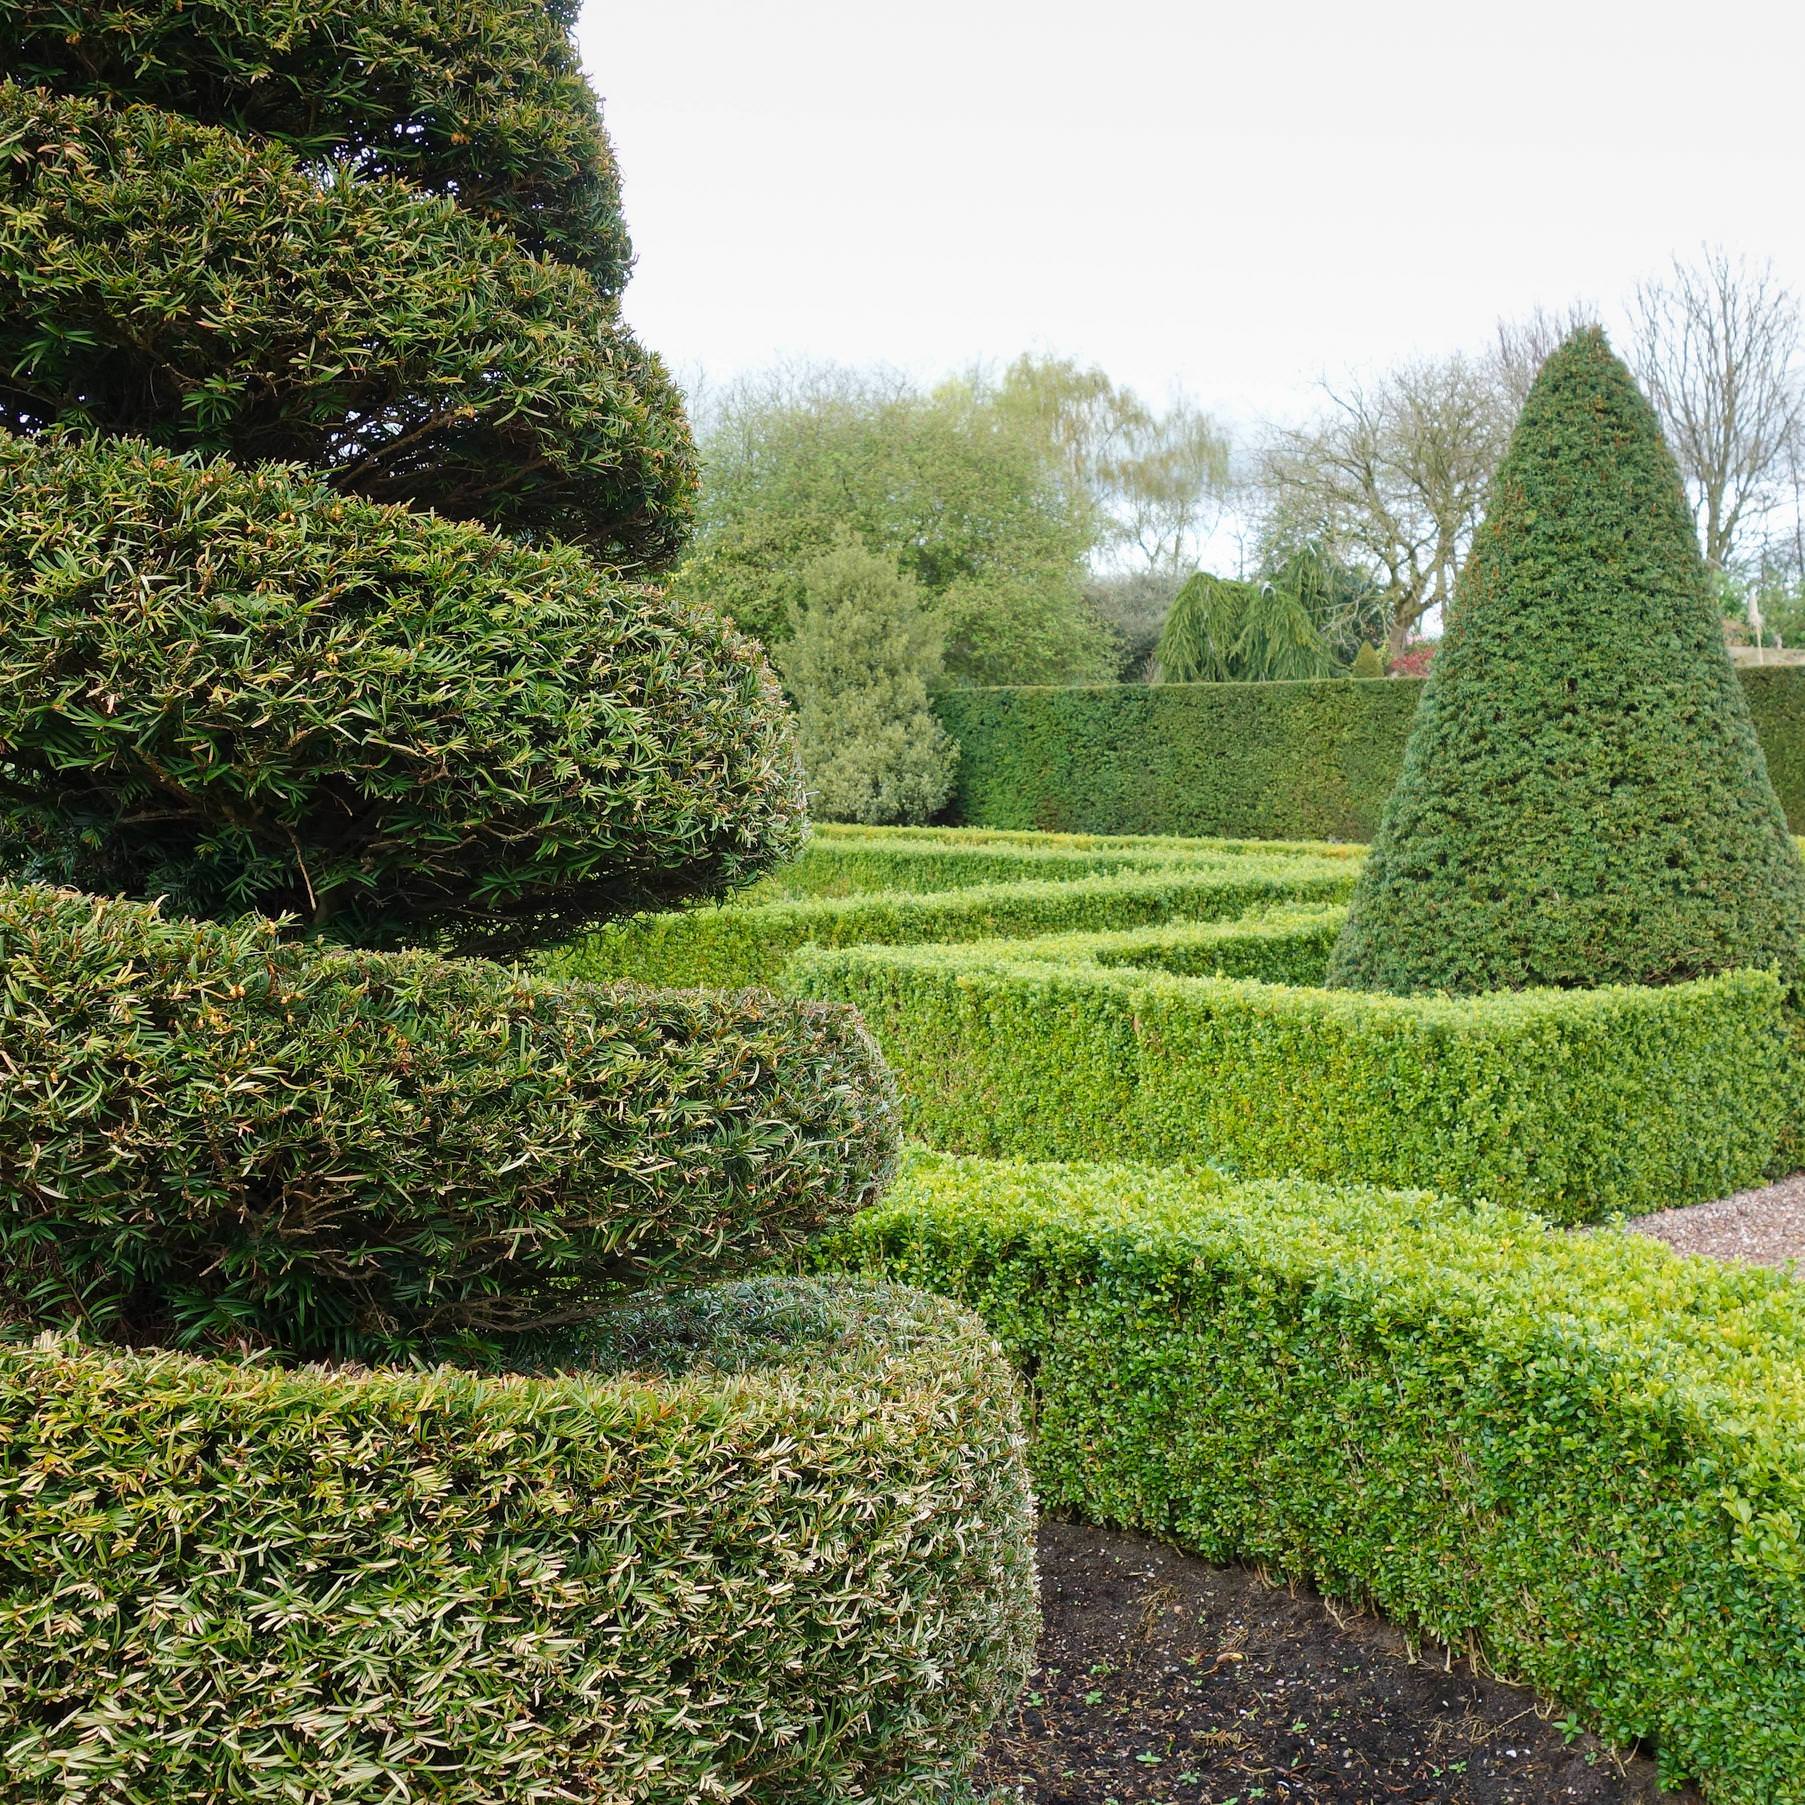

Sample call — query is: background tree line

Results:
[674,248,1805,821]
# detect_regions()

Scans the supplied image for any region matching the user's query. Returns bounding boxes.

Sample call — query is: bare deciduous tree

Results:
[996,355,1231,576]
[1631,249,1805,572]
[1491,302,1601,411]
[1256,354,1507,663]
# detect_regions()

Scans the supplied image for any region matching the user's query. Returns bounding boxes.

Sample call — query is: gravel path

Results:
[1628,1171,1805,1270]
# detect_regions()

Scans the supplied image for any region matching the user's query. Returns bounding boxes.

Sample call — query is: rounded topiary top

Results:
[1329,327,1805,994]
[0,0,630,288]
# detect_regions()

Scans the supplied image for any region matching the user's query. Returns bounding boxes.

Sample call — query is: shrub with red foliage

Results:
[1387,642,1439,678]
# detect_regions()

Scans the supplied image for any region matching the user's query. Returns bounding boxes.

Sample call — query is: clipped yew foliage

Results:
[0,432,804,947]
[0,886,899,1359]
[0,84,693,567]
[0,0,631,287]
[0,1279,1034,1801]
[1330,328,1805,994]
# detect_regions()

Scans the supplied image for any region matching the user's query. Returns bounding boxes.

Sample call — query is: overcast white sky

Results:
[580,0,1805,437]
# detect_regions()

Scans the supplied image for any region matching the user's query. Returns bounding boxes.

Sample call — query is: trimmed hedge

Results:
[1008,905,1349,984]
[545,858,1360,992]
[937,664,1805,841]
[0,885,897,1359]
[823,1152,1805,1805]
[789,929,1791,1219]
[1331,329,1805,995]
[0,432,801,946]
[0,1275,1036,1802]
[744,829,1359,901]
[0,84,693,564]
[0,0,632,288]
[811,821,1359,855]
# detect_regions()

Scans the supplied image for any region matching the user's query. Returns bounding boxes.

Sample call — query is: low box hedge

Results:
[0,884,897,1359]
[813,821,1361,856]
[822,1152,1805,1805]
[789,927,1791,1219]
[744,827,1360,902]
[937,666,1805,840]
[0,1274,1036,1804]
[544,857,1360,992]
[1000,904,1349,985]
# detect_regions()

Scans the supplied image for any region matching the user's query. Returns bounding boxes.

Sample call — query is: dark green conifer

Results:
[1329,328,1805,994]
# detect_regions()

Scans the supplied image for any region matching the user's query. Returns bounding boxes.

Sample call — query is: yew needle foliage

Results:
[0,432,803,947]
[0,887,898,1358]
[0,84,694,566]
[0,0,633,286]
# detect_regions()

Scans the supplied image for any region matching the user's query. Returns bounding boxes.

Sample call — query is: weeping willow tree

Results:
[1155,571,1335,683]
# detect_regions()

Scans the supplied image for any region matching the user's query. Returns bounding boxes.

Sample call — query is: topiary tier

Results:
[2,1277,1035,1805]
[0,7,1034,1795]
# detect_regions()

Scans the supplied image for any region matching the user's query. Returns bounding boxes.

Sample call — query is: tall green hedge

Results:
[0,0,631,286]
[825,1152,1805,1805]
[1331,329,1805,994]
[936,665,1805,840]
[789,929,1792,1219]
[0,1277,1036,1803]
[0,884,898,1359]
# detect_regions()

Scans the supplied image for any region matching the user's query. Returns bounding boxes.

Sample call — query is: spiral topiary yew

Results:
[1329,328,1805,994]
[0,37,1036,1798]
[0,4,837,1316]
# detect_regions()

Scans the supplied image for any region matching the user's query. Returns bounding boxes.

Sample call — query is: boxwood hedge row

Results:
[789,928,1791,1219]
[545,857,1360,991]
[0,1275,1035,1804]
[0,83,692,565]
[824,1152,1805,1805]
[745,827,1359,901]
[0,0,631,287]
[936,666,1805,842]
[0,432,801,947]
[814,822,1358,855]
[1007,905,1350,984]
[0,884,897,1360]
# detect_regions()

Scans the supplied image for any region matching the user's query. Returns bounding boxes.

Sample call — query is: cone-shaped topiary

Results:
[1349,642,1386,680]
[1329,328,1805,994]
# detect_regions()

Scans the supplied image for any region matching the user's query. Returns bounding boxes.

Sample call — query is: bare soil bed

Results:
[974,1520,1694,1805]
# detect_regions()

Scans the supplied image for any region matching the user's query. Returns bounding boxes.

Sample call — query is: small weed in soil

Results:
[975,1520,1698,1805]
